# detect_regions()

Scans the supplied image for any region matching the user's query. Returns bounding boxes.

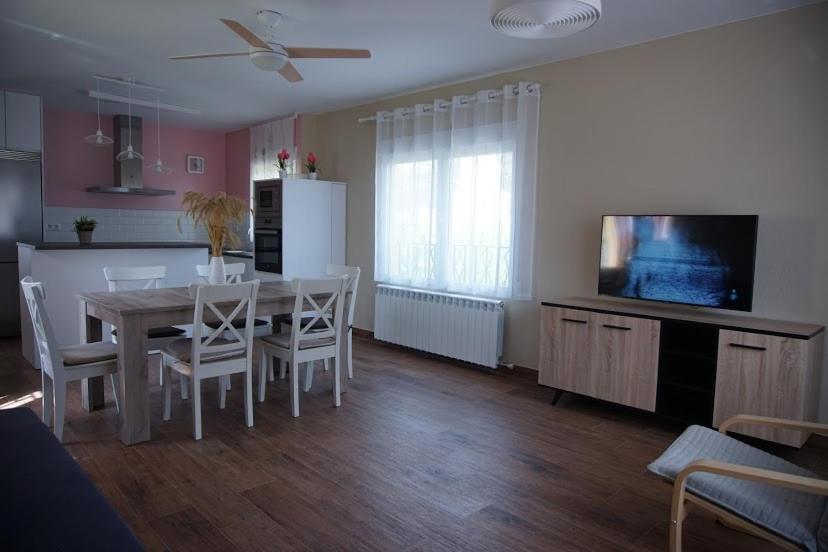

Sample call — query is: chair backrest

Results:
[190,281,260,368]
[20,277,63,378]
[326,264,360,327]
[103,265,166,291]
[195,263,245,284]
[289,277,348,351]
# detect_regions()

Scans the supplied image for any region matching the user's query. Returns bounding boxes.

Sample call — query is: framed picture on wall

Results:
[186,155,205,174]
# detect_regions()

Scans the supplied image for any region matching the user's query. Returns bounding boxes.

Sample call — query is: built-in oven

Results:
[254,229,282,274]
[254,180,283,274]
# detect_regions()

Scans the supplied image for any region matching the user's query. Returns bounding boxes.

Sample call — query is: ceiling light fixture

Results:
[115,80,144,162]
[147,95,172,175]
[491,0,602,39]
[84,79,114,146]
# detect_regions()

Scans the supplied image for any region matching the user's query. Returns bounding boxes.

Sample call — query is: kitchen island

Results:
[17,241,209,367]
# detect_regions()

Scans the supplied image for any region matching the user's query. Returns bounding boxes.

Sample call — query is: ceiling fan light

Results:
[250,48,287,71]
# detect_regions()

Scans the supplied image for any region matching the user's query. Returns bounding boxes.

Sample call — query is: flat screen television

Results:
[598,215,758,311]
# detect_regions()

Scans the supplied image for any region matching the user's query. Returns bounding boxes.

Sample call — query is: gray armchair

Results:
[648,415,828,551]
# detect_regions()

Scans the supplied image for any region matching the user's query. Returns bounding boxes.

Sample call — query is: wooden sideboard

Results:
[538,297,825,447]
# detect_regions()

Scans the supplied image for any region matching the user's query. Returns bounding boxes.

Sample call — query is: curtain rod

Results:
[357,82,539,123]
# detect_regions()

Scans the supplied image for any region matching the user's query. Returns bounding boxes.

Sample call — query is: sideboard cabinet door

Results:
[713,329,821,447]
[591,313,660,411]
[538,307,592,394]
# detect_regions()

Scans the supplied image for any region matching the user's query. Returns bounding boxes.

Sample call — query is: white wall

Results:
[307,4,828,419]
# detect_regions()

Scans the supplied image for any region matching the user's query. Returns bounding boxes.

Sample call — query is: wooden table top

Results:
[78,281,297,315]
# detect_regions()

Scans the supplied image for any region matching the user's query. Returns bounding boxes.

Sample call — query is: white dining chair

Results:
[21,277,120,442]
[195,263,271,394]
[280,265,361,389]
[161,280,260,440]
[103,265,187,389]
[195,263,245,284]
[256,276,347,417]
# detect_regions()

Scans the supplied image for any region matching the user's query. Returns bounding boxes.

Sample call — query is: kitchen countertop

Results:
[18,241,211,251]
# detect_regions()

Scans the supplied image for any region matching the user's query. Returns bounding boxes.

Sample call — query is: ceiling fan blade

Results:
[170,52,249,60]
[278,61,303,83]
[219,18,271,50]
[285,47,371,59]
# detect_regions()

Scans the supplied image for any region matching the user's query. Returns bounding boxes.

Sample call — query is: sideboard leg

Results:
[551,389,564,405]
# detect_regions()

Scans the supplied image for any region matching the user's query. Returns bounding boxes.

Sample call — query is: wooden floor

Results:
[1,335,826,552]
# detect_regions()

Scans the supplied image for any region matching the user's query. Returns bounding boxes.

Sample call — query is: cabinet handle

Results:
[561,318,587,325]
[602,324,631,331]
[728,343,767,352]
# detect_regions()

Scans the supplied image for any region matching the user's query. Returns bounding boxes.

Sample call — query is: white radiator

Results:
[374,284,504,368]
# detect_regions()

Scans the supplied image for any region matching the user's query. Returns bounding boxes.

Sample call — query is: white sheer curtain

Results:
[374,82,540,299]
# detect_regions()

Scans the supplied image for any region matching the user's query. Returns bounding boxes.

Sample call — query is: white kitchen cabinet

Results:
[282,179,332,280]
[4,91,42,152]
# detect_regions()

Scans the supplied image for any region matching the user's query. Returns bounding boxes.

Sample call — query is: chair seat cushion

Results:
[258,333,335,351]
[648,425,827,552]
[281,317,331,331]
[204,318,269,330]
[112,326,186,339]
[59,341,118,367]
[161,338,244,364]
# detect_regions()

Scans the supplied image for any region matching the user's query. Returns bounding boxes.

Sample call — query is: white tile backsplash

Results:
[43,206,215,243]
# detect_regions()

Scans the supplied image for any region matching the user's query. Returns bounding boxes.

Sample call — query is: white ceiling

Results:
[0,0,820,130]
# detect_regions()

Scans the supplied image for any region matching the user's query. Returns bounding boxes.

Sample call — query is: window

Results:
[374,84,540,299]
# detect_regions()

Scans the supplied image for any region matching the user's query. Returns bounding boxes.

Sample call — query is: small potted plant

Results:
[276,148,290,178]
[305,152,319,180]
[74,216,97,245]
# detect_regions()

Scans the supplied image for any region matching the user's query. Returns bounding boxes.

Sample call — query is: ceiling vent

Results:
[491,0,602,39]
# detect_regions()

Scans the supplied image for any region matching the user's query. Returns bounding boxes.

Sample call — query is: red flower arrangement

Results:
[276,148,290,171]
[305,152,318,173]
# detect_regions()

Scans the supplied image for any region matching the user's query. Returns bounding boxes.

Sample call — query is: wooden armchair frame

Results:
[669,415,828,552]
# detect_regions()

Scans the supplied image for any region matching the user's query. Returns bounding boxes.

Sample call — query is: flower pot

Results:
[209,256,226,284]
[278,169,288,179]
[76,230,94,245]
[308,172,318,180]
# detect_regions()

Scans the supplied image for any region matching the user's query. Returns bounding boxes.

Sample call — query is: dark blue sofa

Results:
[0,407,143,551]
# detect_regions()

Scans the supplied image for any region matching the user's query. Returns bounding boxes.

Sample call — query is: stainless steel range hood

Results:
[86,115,176,196]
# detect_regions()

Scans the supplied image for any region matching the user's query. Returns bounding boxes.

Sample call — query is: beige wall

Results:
[308,4,828,418]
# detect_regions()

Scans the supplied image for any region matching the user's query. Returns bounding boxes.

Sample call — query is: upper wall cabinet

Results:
[2,91,42,153]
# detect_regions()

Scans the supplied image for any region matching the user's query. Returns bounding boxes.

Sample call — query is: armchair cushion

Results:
[648,425,827,552]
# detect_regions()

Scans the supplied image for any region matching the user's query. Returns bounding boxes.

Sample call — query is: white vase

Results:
[209,256,226,284]
[308,172,318,180]
[278,169,288,179]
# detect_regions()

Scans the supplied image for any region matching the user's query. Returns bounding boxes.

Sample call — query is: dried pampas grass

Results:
[178,191,248,257]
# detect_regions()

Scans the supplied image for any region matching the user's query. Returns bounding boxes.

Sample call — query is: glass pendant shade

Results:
[116,82,143,161]
[115,144,143,161]
[84,80,114,146]
[146,95,171,174]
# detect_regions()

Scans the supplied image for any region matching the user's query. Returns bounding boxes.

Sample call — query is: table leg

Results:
[79,300,105,412]
[116,314,151,445]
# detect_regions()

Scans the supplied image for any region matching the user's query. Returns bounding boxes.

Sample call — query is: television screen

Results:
[598,215,758,311]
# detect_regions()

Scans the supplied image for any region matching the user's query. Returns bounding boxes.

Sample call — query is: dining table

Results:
[77,281,349,445]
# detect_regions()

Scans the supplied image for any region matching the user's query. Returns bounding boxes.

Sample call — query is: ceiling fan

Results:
[169,10,371,83]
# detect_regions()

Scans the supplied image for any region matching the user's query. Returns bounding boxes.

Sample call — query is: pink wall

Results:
[225,127,250,201]
[43,109,226,210]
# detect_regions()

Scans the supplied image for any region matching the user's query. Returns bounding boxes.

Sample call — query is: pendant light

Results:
[84,79,114,146]
[147,95,172,174]
[115,81,144,161]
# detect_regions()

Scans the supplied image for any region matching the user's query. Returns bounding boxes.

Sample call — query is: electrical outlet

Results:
[46,223,61,231]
